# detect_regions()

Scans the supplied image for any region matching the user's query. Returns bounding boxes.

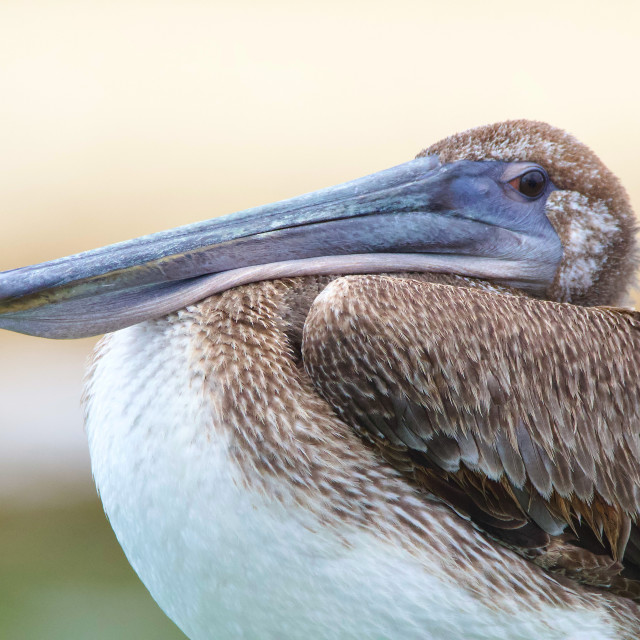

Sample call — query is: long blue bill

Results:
[0,155,561,338]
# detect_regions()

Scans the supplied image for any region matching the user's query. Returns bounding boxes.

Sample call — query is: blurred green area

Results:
[0,498,186,640]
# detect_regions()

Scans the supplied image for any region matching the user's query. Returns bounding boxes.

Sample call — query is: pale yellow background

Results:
[0,0,639,636]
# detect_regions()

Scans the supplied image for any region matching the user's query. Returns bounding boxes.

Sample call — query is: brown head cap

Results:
[418,120,637,306]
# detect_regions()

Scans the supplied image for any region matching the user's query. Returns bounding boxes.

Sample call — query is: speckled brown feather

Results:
[155,274,640,634]
[302,275,640,599]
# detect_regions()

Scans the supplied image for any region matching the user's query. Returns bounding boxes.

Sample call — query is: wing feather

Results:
[302,274,640,597]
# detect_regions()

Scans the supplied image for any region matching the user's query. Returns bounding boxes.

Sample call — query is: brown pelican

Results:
[1,120,639,639]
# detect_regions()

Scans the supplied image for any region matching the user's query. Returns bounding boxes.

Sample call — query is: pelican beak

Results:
[0,155,562,338]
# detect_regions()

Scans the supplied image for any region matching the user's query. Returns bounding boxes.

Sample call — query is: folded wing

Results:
[302,275,640,599]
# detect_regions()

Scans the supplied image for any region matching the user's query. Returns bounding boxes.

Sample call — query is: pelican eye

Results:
[509,169,547,199]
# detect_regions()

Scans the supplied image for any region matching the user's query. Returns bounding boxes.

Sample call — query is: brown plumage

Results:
[206,122,640,612]
[302,274,640,599]
[154,273,640,632]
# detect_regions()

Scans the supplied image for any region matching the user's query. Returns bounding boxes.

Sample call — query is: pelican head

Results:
[0,120,635,339]
[422,120,637,306]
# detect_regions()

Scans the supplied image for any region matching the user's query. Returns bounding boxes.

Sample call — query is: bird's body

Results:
[85,275,637,639]
[3,120,640,638]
